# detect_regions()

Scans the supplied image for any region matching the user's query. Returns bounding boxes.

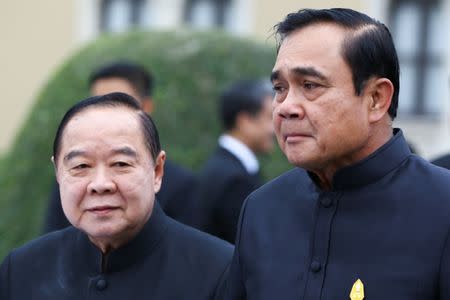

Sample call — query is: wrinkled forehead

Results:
[59,106,144,151]
[273,24,350,78]
[66,104,138,126]
[278,23,347,54]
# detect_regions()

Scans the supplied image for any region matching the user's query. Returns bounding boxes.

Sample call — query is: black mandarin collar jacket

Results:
[1,203,233,299]
[220,129,450,300]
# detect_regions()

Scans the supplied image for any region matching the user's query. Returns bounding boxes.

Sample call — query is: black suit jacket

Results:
[2,203,233,300]
[431,153,450,170]
[195,146,261,243]
[43,160,196,232]
[219,130,450,299]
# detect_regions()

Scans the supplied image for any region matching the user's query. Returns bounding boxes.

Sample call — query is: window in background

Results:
[184,0,231,29]
[100,0,147,33]
[390,0,446,116]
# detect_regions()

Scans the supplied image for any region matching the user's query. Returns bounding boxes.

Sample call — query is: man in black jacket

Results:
[195,79,274,243]
[1,93,232,300]
[43,61,196,232]
[219,8,450,299]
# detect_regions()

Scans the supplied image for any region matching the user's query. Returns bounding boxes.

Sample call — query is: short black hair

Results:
[275,8,400,119]
[88,61,154,97]
[220,79,273,130]
[53,92,161,164]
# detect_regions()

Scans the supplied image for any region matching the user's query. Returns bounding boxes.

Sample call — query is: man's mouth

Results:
[87,205,119,215]
[284,133,311,143]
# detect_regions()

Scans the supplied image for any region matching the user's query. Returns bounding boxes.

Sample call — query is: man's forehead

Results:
[277,23,346,55]
[67,106,137,124]
[282,22,347,39]
[273,27,347,79]
[61,107,142,144]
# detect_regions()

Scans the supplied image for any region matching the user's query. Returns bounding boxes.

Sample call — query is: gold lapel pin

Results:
[349,279,365,300]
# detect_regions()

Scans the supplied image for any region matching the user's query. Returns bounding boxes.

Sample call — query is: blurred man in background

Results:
[43,61,196,232]
[194,79,274,243]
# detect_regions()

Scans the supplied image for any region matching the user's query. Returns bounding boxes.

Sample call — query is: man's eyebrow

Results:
[291,66,327,80]
[64,150,87,162]
[63,147,138,162]
[270,70,280,83]
[271,67,327,82]
[111,146,138,158]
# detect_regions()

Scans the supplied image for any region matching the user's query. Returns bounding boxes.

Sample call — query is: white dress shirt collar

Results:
[218,134,259,174]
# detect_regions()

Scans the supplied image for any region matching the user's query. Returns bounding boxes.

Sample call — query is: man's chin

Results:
[82,222,126,240]
[286,153,310,167]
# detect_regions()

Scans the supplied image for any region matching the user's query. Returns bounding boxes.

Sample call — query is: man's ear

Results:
[365,78,394,123]
[153,151,166,193]
[141,97,154,114]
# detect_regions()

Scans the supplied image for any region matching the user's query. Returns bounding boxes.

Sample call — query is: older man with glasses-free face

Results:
[1,93,232,300]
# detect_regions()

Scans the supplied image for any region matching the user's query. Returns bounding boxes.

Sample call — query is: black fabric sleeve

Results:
[440,228,450,299]
[214,196,249,300]
[214,176,258,243]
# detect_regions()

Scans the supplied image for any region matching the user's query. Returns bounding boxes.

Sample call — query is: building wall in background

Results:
[251,0,364,40]
[0,0,449,159]
[0,0,77,154]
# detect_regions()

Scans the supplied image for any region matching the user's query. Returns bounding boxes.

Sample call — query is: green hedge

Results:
[0,30,291,260]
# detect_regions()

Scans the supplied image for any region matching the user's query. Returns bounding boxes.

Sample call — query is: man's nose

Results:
[87,167,117,194]
[275,89,306,120]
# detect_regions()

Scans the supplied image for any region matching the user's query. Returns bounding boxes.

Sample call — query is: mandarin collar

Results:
[78,201,168,274]
[309,128,411,191]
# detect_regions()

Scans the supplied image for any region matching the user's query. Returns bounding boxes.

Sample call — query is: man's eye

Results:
[303,82,319,90]
[272,85,286,94]
[113,162,129,167]
[73,164,89,170]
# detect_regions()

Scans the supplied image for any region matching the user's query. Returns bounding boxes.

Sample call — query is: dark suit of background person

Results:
[219,9,450,300]
[1,93,232,300]
[43,61,196,233]
[431,153,450,169]
[195,80,274,243]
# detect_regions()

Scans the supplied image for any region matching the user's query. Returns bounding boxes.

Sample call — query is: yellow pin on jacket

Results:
[350,279,364,300]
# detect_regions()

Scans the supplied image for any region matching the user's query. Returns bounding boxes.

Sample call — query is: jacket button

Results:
[320,197,332,208]
[310,261,322,273]
[96,278,107,290]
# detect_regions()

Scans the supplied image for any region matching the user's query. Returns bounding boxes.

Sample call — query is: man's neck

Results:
[310,126,394,191]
